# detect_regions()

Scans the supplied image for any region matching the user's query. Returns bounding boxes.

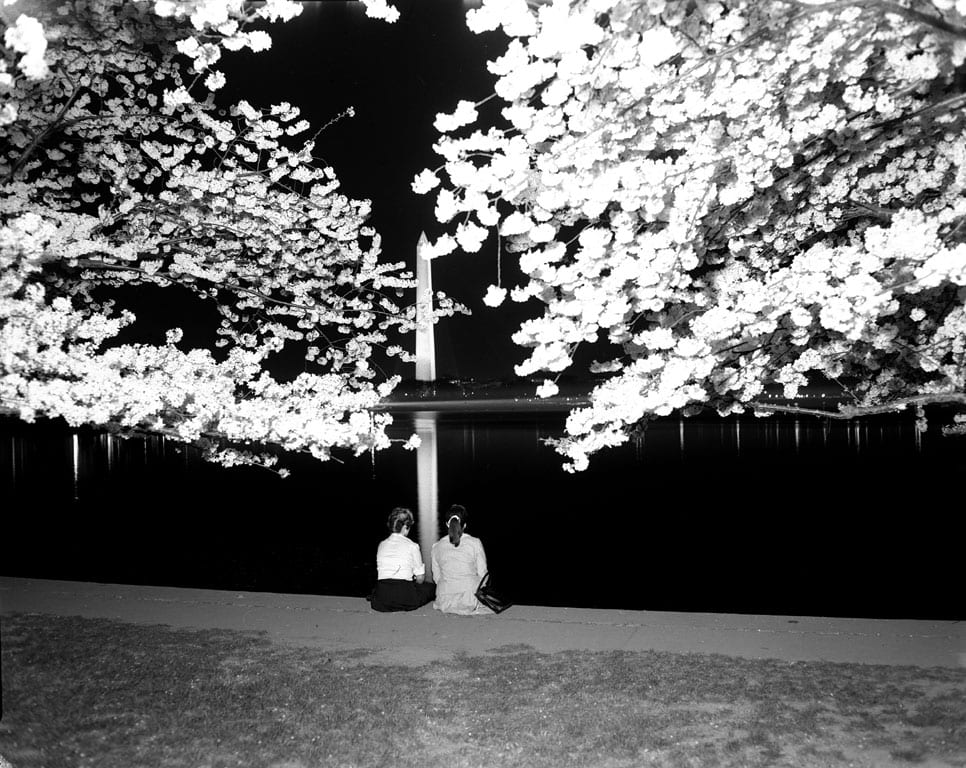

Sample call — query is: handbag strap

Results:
[477,571,489,590]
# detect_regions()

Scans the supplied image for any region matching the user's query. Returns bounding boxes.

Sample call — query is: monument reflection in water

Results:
[413,412,440,574]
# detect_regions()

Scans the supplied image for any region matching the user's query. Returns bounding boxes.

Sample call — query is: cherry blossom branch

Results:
[4,73,84,182]
[750,392,966,419]
[55,110,181,132]
[863,92,966,136]
[73,259,406,322]
[0,400,347,472]
[780,0,966,37]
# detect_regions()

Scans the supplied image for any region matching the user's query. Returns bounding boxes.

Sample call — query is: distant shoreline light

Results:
[373,392,850,413]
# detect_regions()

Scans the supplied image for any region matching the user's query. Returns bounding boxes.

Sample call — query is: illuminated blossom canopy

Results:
[0,0,459,473]
[420,0,966,470]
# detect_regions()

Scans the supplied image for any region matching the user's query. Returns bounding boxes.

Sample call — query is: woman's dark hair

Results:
[446,504,467,547]
[388,507,414,533]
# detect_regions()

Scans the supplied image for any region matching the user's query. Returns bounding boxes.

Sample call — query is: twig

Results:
[4,74,84,183]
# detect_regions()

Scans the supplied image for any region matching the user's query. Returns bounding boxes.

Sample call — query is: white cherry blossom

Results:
[360,0,400,24]
[0,0,464,472]
[455,221,488,253]
[411,169,441,194]
[4,14,48,78]
[483,285,507,307]
[427,0,966,469]
[433,100,479,133]
[535,379,558,398]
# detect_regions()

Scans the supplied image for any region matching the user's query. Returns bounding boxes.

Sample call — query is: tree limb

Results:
[781,0,966,37]
[749,392,966,419]
[72,259,403,321]
[4,75,85,183]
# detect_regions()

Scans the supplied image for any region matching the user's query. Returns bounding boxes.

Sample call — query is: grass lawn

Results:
[0,612,963,768]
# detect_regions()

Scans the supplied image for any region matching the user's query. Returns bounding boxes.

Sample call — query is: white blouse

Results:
[431,534,487,587]
[376,532,425,580]
[431,534,492,615]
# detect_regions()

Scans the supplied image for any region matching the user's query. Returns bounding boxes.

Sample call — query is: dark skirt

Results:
[369,578,436,612]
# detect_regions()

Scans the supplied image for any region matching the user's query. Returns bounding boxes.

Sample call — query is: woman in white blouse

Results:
[369,507,436,612]
[431,505,493,615]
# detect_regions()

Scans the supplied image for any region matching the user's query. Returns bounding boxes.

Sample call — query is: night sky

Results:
[221,0,533,381]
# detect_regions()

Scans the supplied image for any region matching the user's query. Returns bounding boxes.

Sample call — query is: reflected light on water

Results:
[72,433,79,501]
[414,412,439,574]
[3,410,964,618]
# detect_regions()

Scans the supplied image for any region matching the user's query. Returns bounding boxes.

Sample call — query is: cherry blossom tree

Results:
[419,0,966,470]
[0,0,453,473]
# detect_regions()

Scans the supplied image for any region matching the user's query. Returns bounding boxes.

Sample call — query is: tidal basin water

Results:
[2,409,963,620]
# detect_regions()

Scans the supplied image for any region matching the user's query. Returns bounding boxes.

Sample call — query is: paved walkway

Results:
[2,577,963,668]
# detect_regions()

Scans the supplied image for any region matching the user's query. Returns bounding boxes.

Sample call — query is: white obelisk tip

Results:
[415,231,436,382]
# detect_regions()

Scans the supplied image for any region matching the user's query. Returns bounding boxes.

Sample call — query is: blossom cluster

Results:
[0,10,49,124]
[418,0,966,469]
[0,0,452,470]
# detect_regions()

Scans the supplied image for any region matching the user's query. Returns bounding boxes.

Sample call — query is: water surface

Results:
[2,410,961,620]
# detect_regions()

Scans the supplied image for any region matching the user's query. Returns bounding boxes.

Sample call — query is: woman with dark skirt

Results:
[369,506,436,612]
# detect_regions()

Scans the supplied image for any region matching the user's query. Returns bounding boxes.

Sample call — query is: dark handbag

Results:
[475,571,511,614]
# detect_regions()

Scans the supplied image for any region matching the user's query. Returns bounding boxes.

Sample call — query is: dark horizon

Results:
[3,406,963,622]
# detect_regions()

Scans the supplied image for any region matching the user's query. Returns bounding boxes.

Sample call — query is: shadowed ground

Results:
[1,578,964,767]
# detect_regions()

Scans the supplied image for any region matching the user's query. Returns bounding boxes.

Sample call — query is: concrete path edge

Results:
[2,577,963,668]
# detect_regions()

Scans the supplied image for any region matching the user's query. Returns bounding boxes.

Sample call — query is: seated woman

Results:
[369,506,435,612]
[431,505,493,615]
